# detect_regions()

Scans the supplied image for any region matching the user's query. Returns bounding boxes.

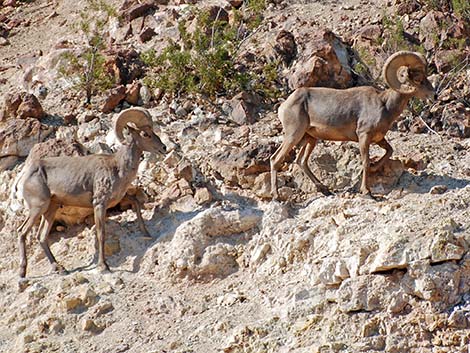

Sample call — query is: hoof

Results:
[19,269,26,278]
[52,264,68,275]
[98,263,111,274]
[318,186,332,197]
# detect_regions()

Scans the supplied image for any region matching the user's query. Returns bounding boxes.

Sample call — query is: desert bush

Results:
[59,0,117,104]
[141,3,280,99]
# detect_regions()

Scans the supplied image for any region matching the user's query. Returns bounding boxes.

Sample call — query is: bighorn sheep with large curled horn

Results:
[16,107,167,278]
[270,51,435,199]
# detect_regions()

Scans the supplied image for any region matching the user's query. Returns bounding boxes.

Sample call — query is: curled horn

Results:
[383,51,427,94]
[114,107,153,144]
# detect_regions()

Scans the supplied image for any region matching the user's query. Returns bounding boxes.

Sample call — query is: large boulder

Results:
[161,207,262,279]
[288,29,352,90]
[0,118,53,171]
[210,142,280,189]
[0,92,44,121]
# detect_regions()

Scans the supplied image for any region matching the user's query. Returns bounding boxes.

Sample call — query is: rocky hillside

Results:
[0,0,469,352]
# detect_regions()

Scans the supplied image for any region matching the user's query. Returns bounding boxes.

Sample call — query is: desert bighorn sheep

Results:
[270,51,435,199]
[16,107,167,278]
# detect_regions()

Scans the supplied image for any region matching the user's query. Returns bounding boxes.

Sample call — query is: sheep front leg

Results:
[94,204,110,273]
[358,134,372,195]
[370,138,393,172]
[125,194,151,239]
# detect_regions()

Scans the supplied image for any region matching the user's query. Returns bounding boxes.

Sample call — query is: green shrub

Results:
[59,0,117,104]
[141,4,279,99]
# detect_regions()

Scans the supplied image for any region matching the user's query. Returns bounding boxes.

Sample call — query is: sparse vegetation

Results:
[59,0,117,104]
[451,0,470,20]
[381,16,422,54]
[141,4,280,99]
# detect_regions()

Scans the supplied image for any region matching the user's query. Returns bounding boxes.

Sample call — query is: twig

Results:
[417,113,442,140]
[210,7,223,49]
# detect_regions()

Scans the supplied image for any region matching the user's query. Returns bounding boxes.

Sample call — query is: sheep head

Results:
[383,51,435,99]
[114,107,167,155]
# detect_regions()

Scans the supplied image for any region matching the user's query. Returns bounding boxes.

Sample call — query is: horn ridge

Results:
[113,107,153,144]
[383,51,427,94]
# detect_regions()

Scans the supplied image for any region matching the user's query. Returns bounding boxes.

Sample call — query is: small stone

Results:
[194,187,213,205]
[80,287,98,307]
[175,106,188,118]
[429,185,448,194]
[102,85,126,113]
[63,297,82,312]
[18,279,30,292]
[448,310,468,328]
[139,27,156,42]
[82,318,101,332]
[22,333,35,344]
[94,301,114,316]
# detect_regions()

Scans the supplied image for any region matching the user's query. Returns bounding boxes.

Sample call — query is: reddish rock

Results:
[16,93,44,120]
[122,2,156,21]
[229,92,263,125]
[125,82,141,105]
[101,85,126,113]
[288,29,352,90]
[228,0,243,8]
[105,49,144,85]
[354,24,382,42]
[0,118,53,158]
[139,27,156,42]
[273,30,297,64]
[0,92,23,121]
[207,6,229,23]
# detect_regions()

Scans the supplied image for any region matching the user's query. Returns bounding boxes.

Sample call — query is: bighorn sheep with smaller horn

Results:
[16,107,167,278]
[270,51,435,199]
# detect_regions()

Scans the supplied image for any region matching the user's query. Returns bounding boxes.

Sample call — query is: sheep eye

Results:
[141,131,150,138]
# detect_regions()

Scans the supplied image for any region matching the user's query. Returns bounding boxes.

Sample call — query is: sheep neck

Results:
[115,140,142,179]
[382,89,412,123]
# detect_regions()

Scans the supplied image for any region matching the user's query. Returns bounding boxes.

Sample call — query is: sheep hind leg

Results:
[370,138,393,172]
[38,203,67,275]
[94,204,110,273]
[17,206,45,278]
[295,135,331,196]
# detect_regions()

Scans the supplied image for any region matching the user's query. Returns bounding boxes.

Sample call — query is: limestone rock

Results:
[163,207,262,278]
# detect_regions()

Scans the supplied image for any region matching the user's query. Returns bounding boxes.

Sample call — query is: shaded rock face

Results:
[273,29,297,65]
[288,30,352,90]
[210,142,280,188]
[105,49,145,86]
[0,118,53,171]
[228,91,263,125]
